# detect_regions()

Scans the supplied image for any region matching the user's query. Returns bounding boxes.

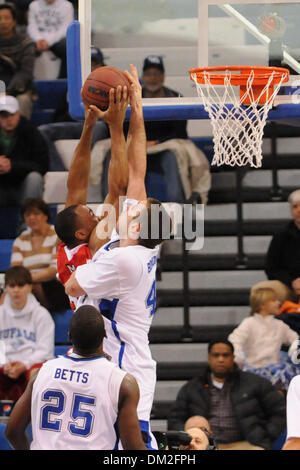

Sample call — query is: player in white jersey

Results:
[65,66,172,450]
[5,305,146,450]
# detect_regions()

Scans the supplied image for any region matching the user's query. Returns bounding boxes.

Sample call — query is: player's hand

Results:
[124,64,142,108]
[83,103,103,127]
[96,85,129,127]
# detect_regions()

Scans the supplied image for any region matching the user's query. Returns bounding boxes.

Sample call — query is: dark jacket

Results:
[0,116,49,187]
[167,365,286,450]
[265,221,300,288]
[0,32,36,95]
[123,86,188,142]
[141,86,188,142]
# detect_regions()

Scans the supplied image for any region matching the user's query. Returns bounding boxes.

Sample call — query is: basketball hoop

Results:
[189,66,289,167]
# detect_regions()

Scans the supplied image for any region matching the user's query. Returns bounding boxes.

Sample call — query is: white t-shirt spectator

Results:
[28,0,74,47]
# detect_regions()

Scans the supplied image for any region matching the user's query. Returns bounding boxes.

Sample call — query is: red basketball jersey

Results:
[57,243,92,310]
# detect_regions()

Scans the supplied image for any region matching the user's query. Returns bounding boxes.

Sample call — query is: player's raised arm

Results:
[65,103,103,209]
[5,377,36,450]
[103,86,129,206]
[124,64,147,202]
[118,373,147,450]
[88,86,130,254]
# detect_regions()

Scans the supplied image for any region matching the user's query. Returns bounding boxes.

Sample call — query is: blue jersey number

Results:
[146,280,156,316]
[41,390,65,432]
[69,394,95,437]
[41,389,95,437]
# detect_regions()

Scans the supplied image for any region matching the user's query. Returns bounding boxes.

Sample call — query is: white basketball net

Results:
[192,70,288,167]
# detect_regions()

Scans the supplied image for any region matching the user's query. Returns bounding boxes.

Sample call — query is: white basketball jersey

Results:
[75,199,159,423]
[30,355,126,450]
[75,242,159,422]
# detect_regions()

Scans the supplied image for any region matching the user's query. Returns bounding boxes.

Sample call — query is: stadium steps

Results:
[157,288,250,308]
[153,306,249,327]
[149,325,235,344]
[204,219,288,236]
[208,161,300,204]
[161,253,265,271]
[160,235,271,271]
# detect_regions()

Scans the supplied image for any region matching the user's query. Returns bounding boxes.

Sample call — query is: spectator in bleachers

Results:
[128,55,211,204]
[265,188,300,301]
[10,197,69,312]
[0,2,36,118]
[167,339,286,450]
[0,95,49,211]
[0,266,54,402]
[27,0,74,79]
[228,287,300,392]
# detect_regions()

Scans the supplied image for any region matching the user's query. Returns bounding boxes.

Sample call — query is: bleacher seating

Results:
[0,208,20,240]
[32,80,68,127]
[0,240,13,271]
[53,310,73,344]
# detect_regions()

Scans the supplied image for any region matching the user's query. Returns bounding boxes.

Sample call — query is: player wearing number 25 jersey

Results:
[5,306,146,450]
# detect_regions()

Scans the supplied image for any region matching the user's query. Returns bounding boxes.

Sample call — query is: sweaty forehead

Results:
[75,205,93,217]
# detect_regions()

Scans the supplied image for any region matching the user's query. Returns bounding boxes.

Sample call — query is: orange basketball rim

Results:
[189,65,290,105]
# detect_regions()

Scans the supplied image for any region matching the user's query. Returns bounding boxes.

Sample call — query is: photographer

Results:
[154,428,217,451]
[179,427,215,451]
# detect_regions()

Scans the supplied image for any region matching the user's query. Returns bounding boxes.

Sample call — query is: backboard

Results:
[67,0,300,121]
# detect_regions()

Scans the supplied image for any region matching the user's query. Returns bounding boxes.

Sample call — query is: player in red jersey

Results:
[55,82,130,308]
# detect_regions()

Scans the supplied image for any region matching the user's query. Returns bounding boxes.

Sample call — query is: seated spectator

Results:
[167,339,286,450]
[265,189,300,300]
[0,266,54,402]
[10,197,69,312]
[101,55,211,204]
[27,0,74,79]
[0,2,36,118]
[228,287,300,391]
[0,95,48,212]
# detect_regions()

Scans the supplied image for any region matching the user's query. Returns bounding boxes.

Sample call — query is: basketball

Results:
[81,66,131,110]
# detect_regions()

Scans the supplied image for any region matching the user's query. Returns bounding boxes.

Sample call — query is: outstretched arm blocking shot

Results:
[124,65,147,202]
